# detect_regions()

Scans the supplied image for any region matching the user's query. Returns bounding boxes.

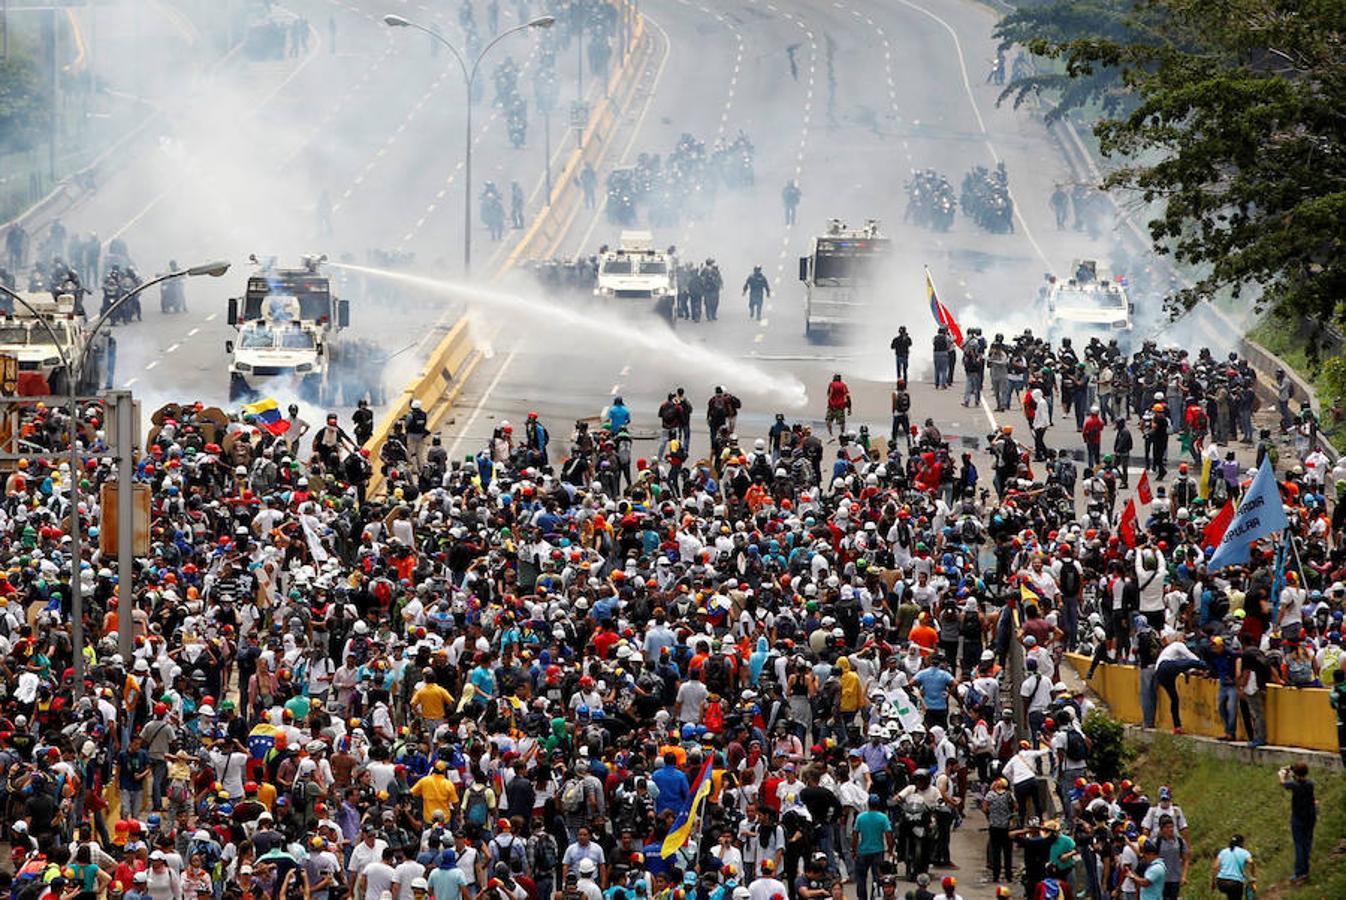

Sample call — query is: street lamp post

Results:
[384,13,555,277]
[0,260,229,691]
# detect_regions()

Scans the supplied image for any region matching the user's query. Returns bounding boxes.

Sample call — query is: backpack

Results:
[532,832,559,873]
[964,681,986,715]
[494,834,526,874]
[1137,629,1162,663]
[465,784,491,827]
[1286,655,1315,686]
[560,777,586,813]
[895,392,911,414]
[1058,563,1081,598]
[704,655,730,695]
[1065,728,1090,762]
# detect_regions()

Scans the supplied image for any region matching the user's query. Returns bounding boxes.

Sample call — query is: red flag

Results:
[1202,498,1236,551]
[1118,498,1139,549]
[926,268,964,347]
[1136,470,1153,506]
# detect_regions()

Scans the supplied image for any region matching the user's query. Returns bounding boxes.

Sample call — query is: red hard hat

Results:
[153,702,168,717]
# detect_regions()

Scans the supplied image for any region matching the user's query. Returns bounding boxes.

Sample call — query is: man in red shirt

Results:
[592,623,621,659]
[825,374,852,437]
[1082,405,1104,468]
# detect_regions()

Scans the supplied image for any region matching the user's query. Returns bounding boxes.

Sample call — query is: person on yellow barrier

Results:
[1150,632,1206,735]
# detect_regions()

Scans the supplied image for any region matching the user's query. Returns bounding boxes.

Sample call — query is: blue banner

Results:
[1208,457,1288,570]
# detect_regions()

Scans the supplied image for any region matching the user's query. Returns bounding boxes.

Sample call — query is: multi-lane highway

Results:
[12,0,1258,471]
[431,0,1169,469]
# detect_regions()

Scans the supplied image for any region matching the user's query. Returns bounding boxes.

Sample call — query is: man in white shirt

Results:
[747,859,789,900]
[1152,634,1207,734]
[574,860,603,900]
[674,673,709,723]
[357,846,397,900]
[1020,658,1053,737]
[775,765,807,815]
[348,828,389,879]
[393,851,426,900]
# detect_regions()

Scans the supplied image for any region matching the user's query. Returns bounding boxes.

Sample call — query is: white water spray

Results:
[330,263,810,408]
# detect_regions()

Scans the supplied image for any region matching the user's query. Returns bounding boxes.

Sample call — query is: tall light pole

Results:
[0,260,229,691]
[384,13,555,277]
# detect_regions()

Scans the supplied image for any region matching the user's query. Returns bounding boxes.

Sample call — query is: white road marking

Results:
[166,343,180,353]
[205,313,217,322]
[145,361,159,370]
[446,347,519,459]
[188,327,200,336]
[123,378,138,388]
[893,0,1050,266]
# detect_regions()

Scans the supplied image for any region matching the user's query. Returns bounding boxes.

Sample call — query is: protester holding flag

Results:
[5,306,1335,900]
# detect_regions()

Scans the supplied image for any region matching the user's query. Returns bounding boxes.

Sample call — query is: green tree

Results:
[993,0,1155,123]
[995,0,1346,325]
[0,44,49,155]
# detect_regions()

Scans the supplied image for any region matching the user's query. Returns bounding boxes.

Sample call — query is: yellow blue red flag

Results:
[242,398,290,435]
[661,756,715,858]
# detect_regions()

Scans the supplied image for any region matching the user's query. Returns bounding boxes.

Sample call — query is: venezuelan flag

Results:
[661,756,715,858]
[926,267,963,348]
[1020,581,1047,607]
[247,723,281,759]
[242,398,290,435]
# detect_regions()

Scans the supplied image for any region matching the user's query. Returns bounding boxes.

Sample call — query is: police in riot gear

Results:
[481,182,506,240]
[700,259,722,320]
[960,164,1014,233]
[905,169,956,231]
[743,265,770,320]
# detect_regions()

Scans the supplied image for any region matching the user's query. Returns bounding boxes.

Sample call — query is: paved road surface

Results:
[432,0,1257,485]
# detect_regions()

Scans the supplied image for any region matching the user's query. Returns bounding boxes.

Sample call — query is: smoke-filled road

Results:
[438,0,1152,471]
[42,0,594,410]
[24,0,1249,481]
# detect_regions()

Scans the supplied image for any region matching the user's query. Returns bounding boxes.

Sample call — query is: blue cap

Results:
[440,850,458,868]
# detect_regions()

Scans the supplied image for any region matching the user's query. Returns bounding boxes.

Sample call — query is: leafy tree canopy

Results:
[996,0,1346,325]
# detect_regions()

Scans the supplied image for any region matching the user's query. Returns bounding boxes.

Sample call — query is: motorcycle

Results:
[898,794,934,881]
[905,169,957,232]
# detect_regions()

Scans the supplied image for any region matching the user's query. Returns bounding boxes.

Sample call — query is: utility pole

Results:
[112,391,137,659]
[45,8,57,181]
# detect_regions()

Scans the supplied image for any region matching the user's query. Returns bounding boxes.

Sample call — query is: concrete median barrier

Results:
[1066,653,1340,754]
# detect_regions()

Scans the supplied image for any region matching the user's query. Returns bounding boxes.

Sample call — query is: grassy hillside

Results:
[1128,735,1345,899]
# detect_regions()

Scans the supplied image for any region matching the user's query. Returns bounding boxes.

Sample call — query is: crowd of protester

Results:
[0,327,1338,900]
